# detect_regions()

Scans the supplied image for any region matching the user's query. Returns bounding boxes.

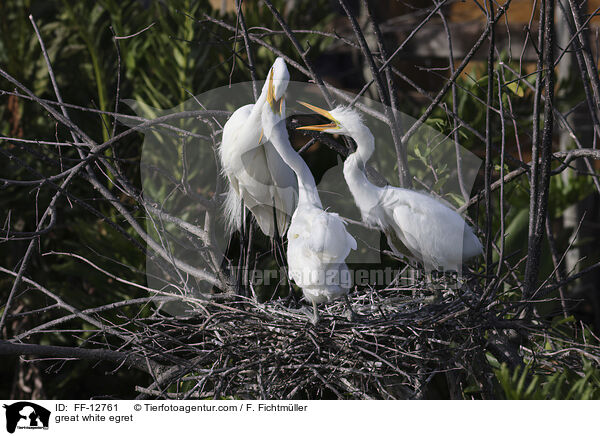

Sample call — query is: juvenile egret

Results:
[298,103,483,272]
[261,80,357,324]
[219,57,297,237]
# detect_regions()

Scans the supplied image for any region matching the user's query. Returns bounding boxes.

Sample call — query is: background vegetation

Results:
[1,0,599,399]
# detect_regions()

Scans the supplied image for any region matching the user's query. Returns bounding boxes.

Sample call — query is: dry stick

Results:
[235,0,258,297]
[401,0,512,144]
[200,13,387,123]
[428,65,506,116]
[0,17,84,331]
[0,340,167,375]
[135,387,206,399]
[0,143,152,261]
[235,0,258,99]
[89,142,224,286]
[13,296,177,342]
[540,259,600,295]
[245,27,359,49]
[0,17,86,333]
[113,22,155,40]
[362,0,400,120]
[524,0,555,299]
[386,64,525,168]
[339,0,410,187]
[0,89,214,139]
[109,26,123,171]
[0,178,71,333]
[0,66,226,287]
[69,112,221,290]
[495,70,507,291]
[553,0,600,122]
[0,266,136,343]
[30,14,87,180]
[459,148,600,213]
[0,200,56,240]
[260,0,364,192]
[22,47,220,206]
[5,128,216,269]
[261,0,333,105]
[242,215,254,298]
[1,92,225,186]
[437,6,470,203]
[558,2,600,139]
[554,0,600,189]
[500,62,600,194]
[484,1,496,282]
[524,0,544,274]
[566,0,600,131]
[544,215,569,317]
[530,212,587,302]
[478,66,509,307]
[350,0,448,106]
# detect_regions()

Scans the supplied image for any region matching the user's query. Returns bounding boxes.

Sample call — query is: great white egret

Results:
[298,102,482,272]
[219,58,297,237]
[261,77,357,324]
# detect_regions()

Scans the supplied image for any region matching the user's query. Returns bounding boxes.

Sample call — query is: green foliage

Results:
[1,0,598,400]
[0,0,337,398]
[495,360,600,400]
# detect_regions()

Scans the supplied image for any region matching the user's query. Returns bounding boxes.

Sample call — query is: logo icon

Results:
[3,402,50,434]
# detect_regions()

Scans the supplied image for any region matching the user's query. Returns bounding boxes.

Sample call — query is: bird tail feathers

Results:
[223,185,242,235]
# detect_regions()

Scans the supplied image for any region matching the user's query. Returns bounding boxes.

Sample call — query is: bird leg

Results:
[271,200,298,307]
[344,295,357,322]
[423,271,443,302]
[237,199,247,297]
[310,300,320,325]
[296,301,320,325]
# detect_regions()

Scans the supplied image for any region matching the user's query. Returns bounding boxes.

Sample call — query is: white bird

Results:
[261,77,357,324]
[297,102,483,273]
[219,58,297,237]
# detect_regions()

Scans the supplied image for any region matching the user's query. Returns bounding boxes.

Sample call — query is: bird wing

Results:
[219,104,254,172]
[264,141,298,235]
[232,146,276,236]
[389,203,426,259]
[302,208,356,263]
[220,104,299,238]
[387,187,481,270]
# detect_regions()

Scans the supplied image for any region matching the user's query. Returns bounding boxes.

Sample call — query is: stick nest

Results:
[125,277,598,400]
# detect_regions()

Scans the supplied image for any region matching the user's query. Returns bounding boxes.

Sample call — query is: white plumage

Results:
[261,78,357,324]
[298,103,483,272]
[218,58,297,237]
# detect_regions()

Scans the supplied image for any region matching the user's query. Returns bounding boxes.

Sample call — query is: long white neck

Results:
[249,88,268,125]
[342,125,386,224]
[353,125,375,166]
[267,119,322,208]
[344,126,380,190]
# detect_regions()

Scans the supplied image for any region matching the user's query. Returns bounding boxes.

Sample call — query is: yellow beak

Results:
[267,68,284,115]
[296,101,338,131]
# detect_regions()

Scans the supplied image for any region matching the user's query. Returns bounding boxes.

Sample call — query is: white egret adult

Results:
[219,57,297,237]
[261,79,357,324]
[298,103,482,272]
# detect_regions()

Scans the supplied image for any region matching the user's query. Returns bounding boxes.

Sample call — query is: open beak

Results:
[267,68,284,115]
[296,101,337,131]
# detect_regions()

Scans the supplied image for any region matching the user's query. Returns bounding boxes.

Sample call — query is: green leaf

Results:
[506,81,525,97]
